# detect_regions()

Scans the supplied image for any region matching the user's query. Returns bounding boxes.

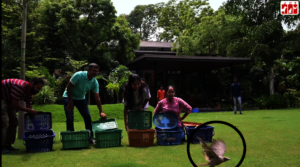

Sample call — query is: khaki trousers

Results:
[1,100,18,148]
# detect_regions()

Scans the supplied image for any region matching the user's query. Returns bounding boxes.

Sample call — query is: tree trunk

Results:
[18,0,28,139]
[269,65,275,95]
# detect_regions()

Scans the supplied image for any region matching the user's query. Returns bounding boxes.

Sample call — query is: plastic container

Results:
[127,129,155,147]
[23,112,56,153]
[128,111,152,130]
[182,121,202,127]
[192,108,199,113]
[60,130,90,149]
[94,129,123,148]
[153,113,178,129]
[92,118,118,131]
[185,125,215,143]
[155,127,184,145]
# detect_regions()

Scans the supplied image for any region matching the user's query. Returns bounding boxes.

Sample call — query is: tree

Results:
[223,0,300,95]
[126,4,159,41]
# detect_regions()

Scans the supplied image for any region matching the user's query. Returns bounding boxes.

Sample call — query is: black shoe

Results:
[89,138,95,144]
[234,112,237,114]
[240,112,243,114]
[5,146,20,151]
[2,148,11,154]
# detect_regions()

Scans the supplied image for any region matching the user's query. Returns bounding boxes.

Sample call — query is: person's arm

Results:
[230,85,233,99]
[240,84,242,99]
[140,87,151,110]
[124,105,129,130]
[10,85,36,114]
[154,100,163,115]
[178,98,192,121]
[94,93,106,118]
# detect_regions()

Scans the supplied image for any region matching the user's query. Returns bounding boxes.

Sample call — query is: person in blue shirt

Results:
[230,77,242,114]
[63,63,107,144]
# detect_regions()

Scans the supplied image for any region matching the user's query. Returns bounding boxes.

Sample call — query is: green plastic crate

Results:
[128,111,152,130]
[60,130,90,149]
[95,129,123,148]
[92,118,118,132]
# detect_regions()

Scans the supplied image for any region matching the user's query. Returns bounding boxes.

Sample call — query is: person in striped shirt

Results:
[1,77,44,154]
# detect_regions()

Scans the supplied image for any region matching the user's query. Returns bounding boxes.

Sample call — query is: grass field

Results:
[2,104,300,167]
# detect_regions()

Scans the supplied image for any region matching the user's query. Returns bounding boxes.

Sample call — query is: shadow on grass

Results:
[4,149,58,162]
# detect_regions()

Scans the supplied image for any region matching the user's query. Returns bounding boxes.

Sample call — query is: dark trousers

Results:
[1,100,18,148]
[63,98,93,139]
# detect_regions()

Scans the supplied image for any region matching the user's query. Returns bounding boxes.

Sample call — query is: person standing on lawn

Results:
[154,85,192,142]
[157,85,166,102]
[230,77,243,114]
[123,74,151,130]
[1,77,44,154]
[63,63,107,144]
[141,78,151,111]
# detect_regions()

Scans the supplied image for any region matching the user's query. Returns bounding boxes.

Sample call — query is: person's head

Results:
[233,77,238,84]
[123,74,148,109]
[30,78,45,95]
[87,63,99,79]
[128,74,141,91]
[166,85,175,100]
[160,85,163,90]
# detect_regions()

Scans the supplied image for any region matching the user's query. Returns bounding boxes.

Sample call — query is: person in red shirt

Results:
[1,78,44,154]
[157,85,166,102]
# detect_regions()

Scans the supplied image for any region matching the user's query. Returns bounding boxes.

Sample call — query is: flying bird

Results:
[193,137,230,167]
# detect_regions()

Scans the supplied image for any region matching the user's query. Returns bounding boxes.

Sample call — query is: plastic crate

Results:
[127,129,155,147]
[23,112,56,153]
[95,129,123,148]
[185,125,215,144]
[155,127,184,145]
[60,130,90,149]
[128,111,152,130]
[23,130,55,152]
[92,118,118,132]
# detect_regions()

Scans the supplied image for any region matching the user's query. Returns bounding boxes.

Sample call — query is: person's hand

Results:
[125,121,128,131]
[66,100,74,113]
[27,109,37,115]
[100,112,107,118]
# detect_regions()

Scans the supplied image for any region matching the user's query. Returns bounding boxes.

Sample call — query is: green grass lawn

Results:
[2,104,300,167]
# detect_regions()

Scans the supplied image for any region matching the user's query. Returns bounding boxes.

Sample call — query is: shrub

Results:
[254,93,288,109]
[33,86,56,105]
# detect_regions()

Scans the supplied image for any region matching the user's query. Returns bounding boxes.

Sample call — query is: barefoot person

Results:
[157,85,166,103]
[63,63,107,144]
[1,77,44,154]
[154,85,192,142]
[230,77,243,114]
[123,74,151,130]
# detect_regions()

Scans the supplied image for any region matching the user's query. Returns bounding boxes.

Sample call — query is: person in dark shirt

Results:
[230,77,242,114]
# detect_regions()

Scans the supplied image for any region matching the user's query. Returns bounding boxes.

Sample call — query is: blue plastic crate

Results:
[185,125,214,144]
[155,127,184,146]
[23,130,56,152]
[23,112,55,153]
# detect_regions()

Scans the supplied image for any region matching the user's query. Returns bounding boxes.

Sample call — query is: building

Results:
[126,41,252,110]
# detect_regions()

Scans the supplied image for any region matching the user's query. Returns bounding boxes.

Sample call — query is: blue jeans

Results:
[63,98,93,139]
[233,96,242,113]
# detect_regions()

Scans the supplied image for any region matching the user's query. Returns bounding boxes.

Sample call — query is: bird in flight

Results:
[193,137,230,167]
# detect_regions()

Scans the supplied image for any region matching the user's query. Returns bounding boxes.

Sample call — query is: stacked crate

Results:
[23,112,56,153]
[183,121,215,143]
[92,118,123,148]
[153,113,184,146]
[127,111,155,147]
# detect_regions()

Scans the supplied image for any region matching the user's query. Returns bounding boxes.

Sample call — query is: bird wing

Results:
[210,139,227,157]
[197,137,218,162]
